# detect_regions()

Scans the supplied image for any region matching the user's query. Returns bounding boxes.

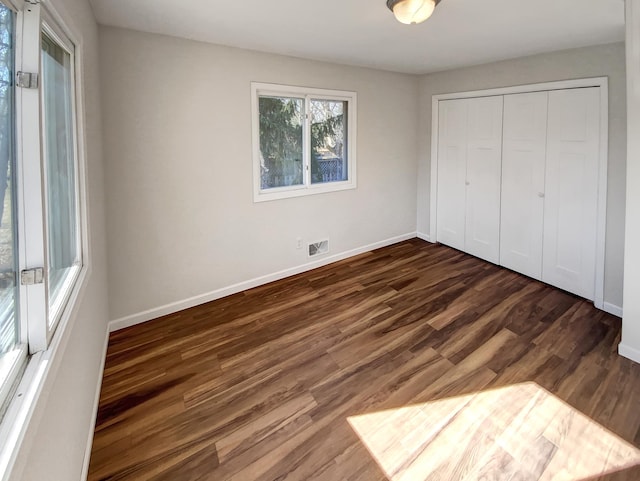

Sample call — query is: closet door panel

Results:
[464,96,503,264]
[500,91,548,279]
[436,99,467,251]
[543,87,600,300]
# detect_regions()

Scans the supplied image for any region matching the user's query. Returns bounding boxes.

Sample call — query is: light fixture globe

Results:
[387,0,441,25]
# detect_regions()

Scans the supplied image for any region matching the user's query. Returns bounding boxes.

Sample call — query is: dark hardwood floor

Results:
[88,239,640,480]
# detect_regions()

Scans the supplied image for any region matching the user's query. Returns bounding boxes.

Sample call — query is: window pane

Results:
[311,99,347,184]
[258,96,304,189]
[42,32,79,314]
[0,4,19,366]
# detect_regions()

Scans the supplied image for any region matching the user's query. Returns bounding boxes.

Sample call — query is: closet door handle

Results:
[465,181,470,186]
[538,192,545,198]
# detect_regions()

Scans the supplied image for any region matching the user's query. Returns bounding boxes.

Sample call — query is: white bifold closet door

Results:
[436,86,602,302]
[436,99,467,251]
[437,96,503,263]
[464,96,503,263]
[542,87,600,300]
[500,92,549,280]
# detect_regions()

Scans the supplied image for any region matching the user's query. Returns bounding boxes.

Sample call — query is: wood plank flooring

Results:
[88,239,640,481]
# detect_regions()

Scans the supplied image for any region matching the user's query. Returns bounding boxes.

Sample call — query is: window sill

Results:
[0,346,28,412]
[254,180,357,203]
[0,262,90,481]
[0,350,46,480]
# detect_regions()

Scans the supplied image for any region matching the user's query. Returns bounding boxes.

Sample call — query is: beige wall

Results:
[8,0,109,479]
[100,27,420,323]
[416,43,627,308]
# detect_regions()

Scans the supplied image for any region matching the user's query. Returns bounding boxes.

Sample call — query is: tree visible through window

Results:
[310,99,347,184]
[0,1,19,386]
[259,96,303,189]
[252,83,356,202]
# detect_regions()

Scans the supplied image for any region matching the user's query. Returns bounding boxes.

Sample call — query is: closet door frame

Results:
[428,77,609,311]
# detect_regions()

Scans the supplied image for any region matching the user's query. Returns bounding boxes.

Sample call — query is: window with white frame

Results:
[251,83,357,202]
[0,0,84,416]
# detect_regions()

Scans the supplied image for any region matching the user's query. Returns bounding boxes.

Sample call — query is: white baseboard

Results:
[80,328,110,480]
[109,232,417,332]
[416,232,432,243]
[602,302,623,318]
[619,343,640,364]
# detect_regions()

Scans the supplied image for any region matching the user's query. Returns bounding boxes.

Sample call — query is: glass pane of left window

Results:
[258,96,304,190]
[41,31,79,320]
[0,3,20,396]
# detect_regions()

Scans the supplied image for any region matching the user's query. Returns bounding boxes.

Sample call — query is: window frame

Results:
[0,0,27,415]
[14,2,87,354]
[39,14,83,331]
[0,0,90,473]
[251,82,357,203]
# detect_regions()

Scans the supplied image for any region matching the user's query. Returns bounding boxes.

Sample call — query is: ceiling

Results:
[88,0,625,75]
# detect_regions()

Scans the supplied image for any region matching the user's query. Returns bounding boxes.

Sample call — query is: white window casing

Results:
[0,0,90,477]
[251,82,357,203]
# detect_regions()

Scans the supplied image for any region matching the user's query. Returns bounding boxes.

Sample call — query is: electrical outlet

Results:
[296,237,303,249]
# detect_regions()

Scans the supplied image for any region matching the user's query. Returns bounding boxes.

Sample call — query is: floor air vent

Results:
[308,240,329,257]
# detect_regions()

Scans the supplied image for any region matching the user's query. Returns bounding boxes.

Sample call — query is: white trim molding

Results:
[429,76,609,312]
[602,302,623,318]
[416,232,431,243]
[109,233,417,332]
[619,344,640,364]
[620,0,640,365]
[80,329,110,480]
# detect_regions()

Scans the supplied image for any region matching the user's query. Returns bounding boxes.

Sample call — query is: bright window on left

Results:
[0,0,25,415]
[0,0,85,419]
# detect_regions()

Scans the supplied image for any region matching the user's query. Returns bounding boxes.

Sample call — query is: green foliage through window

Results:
[259,96,303,189]
[258,95,347,190]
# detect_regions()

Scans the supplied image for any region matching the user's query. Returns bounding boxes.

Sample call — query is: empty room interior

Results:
[1,0,640,479]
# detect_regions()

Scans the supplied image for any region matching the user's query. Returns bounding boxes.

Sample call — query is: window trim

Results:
[0,345,26,414]
[13,2,87,354]
[251,82,357,203]
[40,14,83,331]
[0,0,26,413]
[0,0,91,476]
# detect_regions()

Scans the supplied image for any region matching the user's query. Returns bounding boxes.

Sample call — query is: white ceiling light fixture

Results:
[387,0,441,25]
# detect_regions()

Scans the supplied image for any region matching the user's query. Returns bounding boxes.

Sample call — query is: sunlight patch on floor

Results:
[347,382,640,481]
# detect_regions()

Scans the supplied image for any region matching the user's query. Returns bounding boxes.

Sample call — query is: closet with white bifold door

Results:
[436,95,503,264]
[434,82,604,303]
